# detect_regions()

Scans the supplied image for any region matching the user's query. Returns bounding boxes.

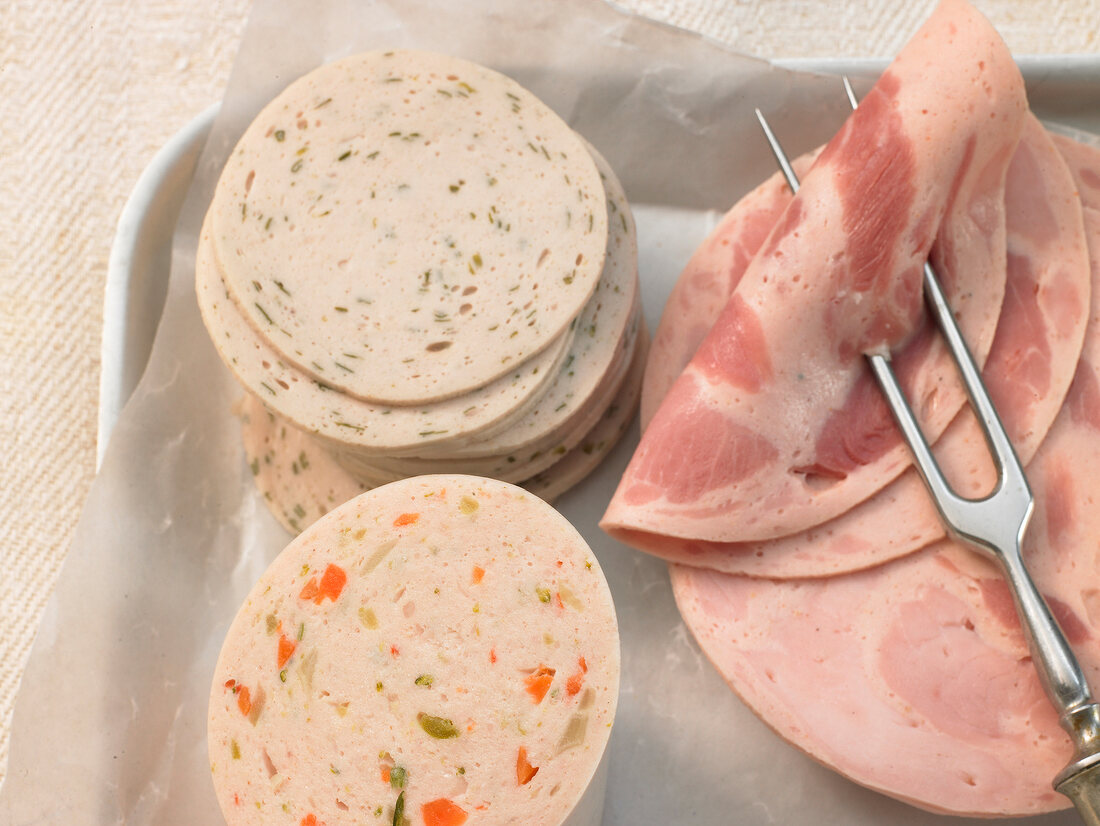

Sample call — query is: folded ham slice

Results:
[638,149,821,429]
[620,116,1091,576]
[604,0,1027,544]
[669,139,1100,816]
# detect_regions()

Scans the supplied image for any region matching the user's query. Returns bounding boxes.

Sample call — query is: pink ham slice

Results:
[668,141,1100,817]
[621,116,1091,577]
[604,0,1027,544]
[670,547,1074,816]
[639,149,821,429]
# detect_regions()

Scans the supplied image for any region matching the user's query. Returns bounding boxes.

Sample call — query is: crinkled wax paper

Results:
[0,0,1084,823]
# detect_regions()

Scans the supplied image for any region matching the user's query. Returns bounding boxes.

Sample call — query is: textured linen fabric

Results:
[0,0,1097,783]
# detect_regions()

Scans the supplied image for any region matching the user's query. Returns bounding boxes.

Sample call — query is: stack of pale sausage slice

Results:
[196,50,644,535]
[603,0,1099,816]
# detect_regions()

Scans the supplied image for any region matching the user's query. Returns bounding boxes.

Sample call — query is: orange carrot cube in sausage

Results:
[524,665,555,703]
[236,685,251,717]
[318,564,347,602]
[516,746,539,785]
[277,634,296,669]
[421,797,468,826]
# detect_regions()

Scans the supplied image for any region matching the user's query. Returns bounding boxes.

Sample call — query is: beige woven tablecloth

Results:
[2,0,1098,784]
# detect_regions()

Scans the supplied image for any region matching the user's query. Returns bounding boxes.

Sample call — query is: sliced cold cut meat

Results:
[667,134,1100,817]
[196,218,573,455]
[604,0,1027,544]
[237,395,368,535]
[639,150,820,429]
[199,95,645,511]
[670,546,1074,816]
[619,117,1091,577]
[331,309,645,486]
[334,142,642,471]
[209,50,608,406]
[525,329,648,503]
[428,141,641,459]
[237,319,644,535]
[210,475,619,826]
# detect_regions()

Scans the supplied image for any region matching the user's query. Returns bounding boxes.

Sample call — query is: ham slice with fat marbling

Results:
[638,149,821,429]
[620,116,1091,577]
[604,0,1027,544]
[669,136,1100,817]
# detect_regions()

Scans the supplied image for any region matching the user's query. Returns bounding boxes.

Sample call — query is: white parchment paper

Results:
[0,0,1082,823]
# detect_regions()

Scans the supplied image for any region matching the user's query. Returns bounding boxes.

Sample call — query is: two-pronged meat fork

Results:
[756,78,1100,823]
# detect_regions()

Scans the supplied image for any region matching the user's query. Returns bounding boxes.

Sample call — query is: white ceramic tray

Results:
[92,56,1100,826]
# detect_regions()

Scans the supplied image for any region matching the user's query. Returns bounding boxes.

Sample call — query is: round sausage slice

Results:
[209,475,619,826]
[209,50,607,406]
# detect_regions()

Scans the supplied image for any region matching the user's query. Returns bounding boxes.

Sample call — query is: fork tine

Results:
[919,257,1028,493]
[841,75,859,109]
[755,108,801,194]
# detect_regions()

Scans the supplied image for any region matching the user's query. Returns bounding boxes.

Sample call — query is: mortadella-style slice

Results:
[667,136,1100,817]
[210,475,619,826]
[604,0,1027,544]
[209,50,608,406]
[623,117,1091,577]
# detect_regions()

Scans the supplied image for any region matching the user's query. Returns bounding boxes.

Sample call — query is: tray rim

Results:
[98,103,217,468]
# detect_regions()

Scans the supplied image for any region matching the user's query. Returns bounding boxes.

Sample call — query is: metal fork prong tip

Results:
[753,107,774,144]
[842,75,859,109]
[755,109,800,193]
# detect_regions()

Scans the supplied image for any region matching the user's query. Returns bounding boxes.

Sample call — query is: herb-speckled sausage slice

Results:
[196,217,573,455]
[209,50,607,406]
